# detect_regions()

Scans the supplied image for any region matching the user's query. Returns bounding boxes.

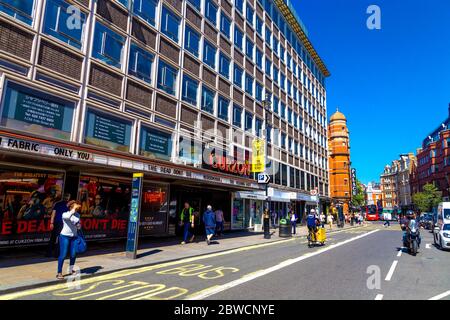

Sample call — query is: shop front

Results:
[231,191,266,231]
[268,188,293,223]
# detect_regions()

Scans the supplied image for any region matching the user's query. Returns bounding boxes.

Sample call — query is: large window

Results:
[157,60,178,95]
[246,4,254,26]
[182,75,199,106]
[234,28,243,51]
[161,6,180,42]
[0,0,34,24]
[203,40,216,69]
[218,96,229,121]
[205,0,217,26]
[234,65,243,87]
[128,44,154,83]
[245,112,253,131]
[245,37,253,59]
[233,104,242,127]
[0,82,74,140]
[255,15,263,35]
[133,0,157,26]
[255,48,263,69]
[184,26,200,57]
[43,0,85,49]
[187,0,200,10]
[235,0,243,13]
[140,126,172,160]
[255,117,262,137]
[92,22,125,68]
[84,110,132,152]
[201,86,215,114]
[255,82,263,102]
[265,58,271,76]
[219,53,230,79]
[245,73,253,96]
[220,13,231,38]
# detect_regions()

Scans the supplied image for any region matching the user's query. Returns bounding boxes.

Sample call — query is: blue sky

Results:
[293,0,450,183]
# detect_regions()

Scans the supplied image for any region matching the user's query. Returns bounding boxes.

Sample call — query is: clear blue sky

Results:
[293,0,450,184]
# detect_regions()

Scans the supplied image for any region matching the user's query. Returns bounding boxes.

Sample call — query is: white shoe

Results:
[181,241,186,245]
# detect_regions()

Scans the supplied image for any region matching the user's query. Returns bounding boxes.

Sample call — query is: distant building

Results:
[365,182,382,206]
[328,109,352,213]
[411,104,450,201]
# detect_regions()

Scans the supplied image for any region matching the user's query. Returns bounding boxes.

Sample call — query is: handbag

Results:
[75,228,87,254]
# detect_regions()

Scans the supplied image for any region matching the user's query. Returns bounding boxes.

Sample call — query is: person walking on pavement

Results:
[56,200,81,280]
[320,212,325,228]
[271,210,277,227]
[289,209,297,235]
[46,193,71,258]
[180,202,195,245]
[327,214,333,230]
[203,205,216,245]
[215,208,224,237]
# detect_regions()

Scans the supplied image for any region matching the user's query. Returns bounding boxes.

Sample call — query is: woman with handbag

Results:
[56,200,82,280]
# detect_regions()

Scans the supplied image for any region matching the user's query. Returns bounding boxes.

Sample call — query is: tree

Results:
[412,183,443,212]
[351,180,366,208]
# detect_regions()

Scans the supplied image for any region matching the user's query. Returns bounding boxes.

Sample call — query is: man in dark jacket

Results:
[203,205,216,245]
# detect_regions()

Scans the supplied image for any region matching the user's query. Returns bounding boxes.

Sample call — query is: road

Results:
[1,222,449,300]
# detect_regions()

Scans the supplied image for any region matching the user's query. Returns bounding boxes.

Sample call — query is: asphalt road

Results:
[1,222,449,300]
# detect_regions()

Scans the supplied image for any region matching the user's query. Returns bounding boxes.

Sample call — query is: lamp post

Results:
[262,94,271,239]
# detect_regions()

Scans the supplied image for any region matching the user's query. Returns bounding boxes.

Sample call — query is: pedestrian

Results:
[271,210,277,227]
[289,209,297,234]
[56,200,81,280]
[180,202,195,245]
[320,212,325,228]
[46,193,71,258]
[203,205,216,245]
[215,208,224,237]
[384,216,391,227]
[327,214,333,230]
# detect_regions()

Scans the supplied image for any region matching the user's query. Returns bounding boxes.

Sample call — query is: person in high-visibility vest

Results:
[180,202,195,245]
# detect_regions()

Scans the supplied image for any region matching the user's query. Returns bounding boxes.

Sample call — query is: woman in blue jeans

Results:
[56,200,81,280]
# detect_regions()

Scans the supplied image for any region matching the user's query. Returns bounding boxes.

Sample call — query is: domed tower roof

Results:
[330,108,347,122]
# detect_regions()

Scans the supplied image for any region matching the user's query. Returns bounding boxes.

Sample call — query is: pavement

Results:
[2,222,449,300]
[0,222,360,293]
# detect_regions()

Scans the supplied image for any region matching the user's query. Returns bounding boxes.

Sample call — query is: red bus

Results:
[366,205,379,221]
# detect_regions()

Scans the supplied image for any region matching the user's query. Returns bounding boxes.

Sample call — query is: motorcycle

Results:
[403,225,420,256]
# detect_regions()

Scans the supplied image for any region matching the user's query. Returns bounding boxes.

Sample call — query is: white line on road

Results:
[426,243,431,249]
[385,260,398,281]
[375,294,384,300]
[186,229,380,300]
[429,290,450,300]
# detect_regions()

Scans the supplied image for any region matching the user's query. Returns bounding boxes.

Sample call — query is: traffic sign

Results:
[258,173,270,184]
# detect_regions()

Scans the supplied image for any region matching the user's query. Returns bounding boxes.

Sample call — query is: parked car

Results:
[434,223,450,250]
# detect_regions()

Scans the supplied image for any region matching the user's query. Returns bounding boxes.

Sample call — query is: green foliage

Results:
[351,180,366,207]
[412,183,443,212]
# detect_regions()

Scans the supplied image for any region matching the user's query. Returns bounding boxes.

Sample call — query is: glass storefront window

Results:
[140,183,169,235]
[84,109,132,152]
[232,198,244,230]
[0,82,74,140]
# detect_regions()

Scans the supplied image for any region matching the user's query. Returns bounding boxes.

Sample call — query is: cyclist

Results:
[307,209,319,241]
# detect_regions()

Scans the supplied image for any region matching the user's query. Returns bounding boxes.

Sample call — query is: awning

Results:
[268,196,291,203]
[234,191,267,200]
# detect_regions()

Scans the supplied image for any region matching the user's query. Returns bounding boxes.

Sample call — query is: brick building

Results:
[0,0,330,247]
[328,109,351,214]
[411,105,450,201]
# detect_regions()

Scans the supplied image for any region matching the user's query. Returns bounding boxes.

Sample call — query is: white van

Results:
[433,202,450,250]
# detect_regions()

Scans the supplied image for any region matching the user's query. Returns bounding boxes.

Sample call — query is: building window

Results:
[139,126,173,160]
[265,58,271,77]
[273,67,279,83]
[233,104,242,127]
[205,0,217,26]
[157,60,178,95]
[92,22,125,68]
[255,15,263,35]
[281,133,286,149]
[218,96,229,121]
[245,73,253,95]
[280,103,286,119]
[219,53,230,79]
[184,26,200,57]
[201,86,215,114]
[220,13,231,38]
[128,44,154,83]
[182,75,199,106]
[234,65,243,87]
[186,0,200,10]
[0,0,34,24]
[161,6,180,42]
[255,48,263,69]
[246,4,254,26]
[255,82,263,102]
[43,0,85,49]
[245,37,253,59]
[245,112,253,131]
[203,40,216,69]
[234,28,243,51]
[235,0,243,14]
[255,117,262,137]
[133,0,157,26]
[273,96,279,114]
[265,26,271,46]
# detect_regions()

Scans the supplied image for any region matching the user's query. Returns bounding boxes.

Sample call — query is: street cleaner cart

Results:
[307,227,326,248]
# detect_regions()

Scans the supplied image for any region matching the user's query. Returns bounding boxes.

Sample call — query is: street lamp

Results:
[262,94,271,239]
